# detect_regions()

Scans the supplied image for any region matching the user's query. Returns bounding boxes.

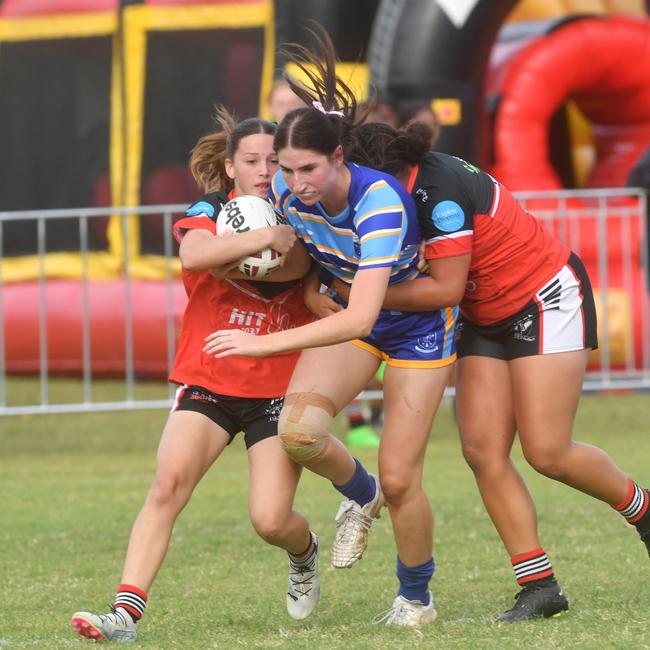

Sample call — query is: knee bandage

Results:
[278,392,336,462]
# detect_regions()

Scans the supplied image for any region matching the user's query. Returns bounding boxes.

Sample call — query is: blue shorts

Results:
[352,307,458,368]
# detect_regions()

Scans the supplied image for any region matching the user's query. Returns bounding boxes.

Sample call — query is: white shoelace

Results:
[335,502,374,544]
[372,598,422,625]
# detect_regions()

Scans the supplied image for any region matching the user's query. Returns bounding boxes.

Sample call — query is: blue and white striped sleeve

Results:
[353,181,406,269]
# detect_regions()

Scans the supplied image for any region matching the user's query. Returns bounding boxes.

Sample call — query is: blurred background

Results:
[0,0,649,407]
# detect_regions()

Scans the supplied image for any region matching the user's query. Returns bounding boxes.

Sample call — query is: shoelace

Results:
[372,598,420,625]
[335,504,374,544]
[102,605,131,627]
[288,555,317,597]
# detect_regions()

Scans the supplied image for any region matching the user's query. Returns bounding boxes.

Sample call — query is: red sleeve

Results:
[172,215,216,245]
[424,233,472,260]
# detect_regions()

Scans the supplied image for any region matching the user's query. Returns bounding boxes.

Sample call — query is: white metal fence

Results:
[0,188,648,416]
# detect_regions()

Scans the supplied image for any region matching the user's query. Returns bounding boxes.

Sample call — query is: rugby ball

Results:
[215,195,283,277]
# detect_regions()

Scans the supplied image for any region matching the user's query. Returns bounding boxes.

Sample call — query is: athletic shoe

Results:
[372,592,437,626]
[346,424,381,448]
[634,489,650,557]
[331,474,384,568]
[497,578,569,623]
[71,606,136,643]
[286,534,320,620]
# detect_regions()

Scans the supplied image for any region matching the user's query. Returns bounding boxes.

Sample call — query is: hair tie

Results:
[312,100,344,117]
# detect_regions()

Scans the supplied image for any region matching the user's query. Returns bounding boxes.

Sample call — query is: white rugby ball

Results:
[215,195,282,277]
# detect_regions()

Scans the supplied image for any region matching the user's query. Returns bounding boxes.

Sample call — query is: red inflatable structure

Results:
[491,16,650,191]
[5,280,187,376]
[488,16,650,373]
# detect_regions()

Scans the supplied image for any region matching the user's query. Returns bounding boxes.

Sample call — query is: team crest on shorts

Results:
[265,397,284,422]
[415,333,439,354]
[513,314,536,342]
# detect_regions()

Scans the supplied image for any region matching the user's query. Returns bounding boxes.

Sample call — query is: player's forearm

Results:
[382,277,458,311]
[262,305,377,354]
[181,230,272,271]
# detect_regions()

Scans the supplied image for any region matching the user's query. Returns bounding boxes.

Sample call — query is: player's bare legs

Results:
[367,362,451,626]
[456,356,541,555]
[121,411,230,589]
[71,411,230,641]
[512,350,629,502]
[248,436,320,620]
[456,355,567,621]
[248,436,309,553]
[379,363,450,566]
[457,349,644,622]
[514,352,650,567]
[279,342,386,570]
[281,342,381,485]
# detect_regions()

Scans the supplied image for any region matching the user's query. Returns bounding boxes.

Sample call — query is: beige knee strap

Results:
[278,392,336,462]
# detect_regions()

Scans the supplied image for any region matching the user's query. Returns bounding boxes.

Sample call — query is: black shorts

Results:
[457,252,598,361]
[171,384,284,449]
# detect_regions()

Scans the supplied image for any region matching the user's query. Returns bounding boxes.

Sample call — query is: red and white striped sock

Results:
[511,548,554,586]
[114,583,148,622]
[613,479,649,525]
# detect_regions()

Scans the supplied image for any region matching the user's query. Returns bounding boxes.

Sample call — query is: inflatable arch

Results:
[490,16,650,191]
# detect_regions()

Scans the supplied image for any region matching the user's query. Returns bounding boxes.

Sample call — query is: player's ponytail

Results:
[397,120,434,165]
[275,24,359,156]
[346,118,434,177]
[190,106,276,193]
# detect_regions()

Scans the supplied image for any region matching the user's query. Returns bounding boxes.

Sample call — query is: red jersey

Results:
[169,190,314,398]
[412,153,570,326]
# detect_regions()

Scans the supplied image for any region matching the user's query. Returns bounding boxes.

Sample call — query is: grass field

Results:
[1,388,649,649]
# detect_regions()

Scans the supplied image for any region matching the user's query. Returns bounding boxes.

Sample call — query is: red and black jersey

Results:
[411,153,570,326]
[170,190,313,398]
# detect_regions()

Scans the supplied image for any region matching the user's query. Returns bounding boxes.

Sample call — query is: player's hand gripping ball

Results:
[216,195,283,277]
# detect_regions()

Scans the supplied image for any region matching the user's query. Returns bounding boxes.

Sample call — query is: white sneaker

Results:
[286,534,320,620]
[71,606,137,643]
[372,592,438,626]
[331,474,385,568]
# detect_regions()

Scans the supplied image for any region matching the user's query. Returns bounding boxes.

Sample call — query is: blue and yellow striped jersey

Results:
[270,163,421,285]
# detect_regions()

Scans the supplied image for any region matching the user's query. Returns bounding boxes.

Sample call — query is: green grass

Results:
[1,390,649,649]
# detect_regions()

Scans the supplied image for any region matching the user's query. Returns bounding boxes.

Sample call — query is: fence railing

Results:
[516,187,649,392]
[0,188,648,416]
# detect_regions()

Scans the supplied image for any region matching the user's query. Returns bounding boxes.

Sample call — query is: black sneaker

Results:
[497,577,569,623]
[635,489,650,557]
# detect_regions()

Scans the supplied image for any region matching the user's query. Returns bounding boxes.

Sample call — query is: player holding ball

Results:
[71,107,318,643]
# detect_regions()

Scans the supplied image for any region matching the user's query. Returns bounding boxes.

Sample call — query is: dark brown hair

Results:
[347,120,433,177]
[274,25,361,157]
[190,106,276,193]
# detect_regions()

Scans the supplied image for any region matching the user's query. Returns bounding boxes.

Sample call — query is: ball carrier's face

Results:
[225,133,279,199]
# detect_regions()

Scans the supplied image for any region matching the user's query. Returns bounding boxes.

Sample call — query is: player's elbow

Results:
[349,311,376,339]
[179,250,203,272]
